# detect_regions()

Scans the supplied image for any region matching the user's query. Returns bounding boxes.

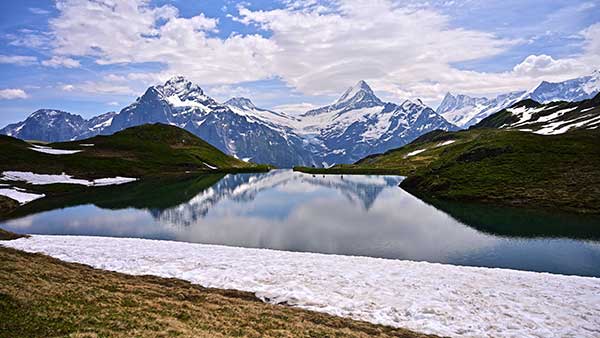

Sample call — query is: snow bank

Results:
[404,148,427,158]
[0,187,44,204]
[3,235,599,338]
[29,145,82,155]
[202,162,218,170]
[1,171,137,186]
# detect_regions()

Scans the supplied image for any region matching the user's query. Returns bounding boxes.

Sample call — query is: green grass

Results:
[0,123,270,179]
[305,128,600,214]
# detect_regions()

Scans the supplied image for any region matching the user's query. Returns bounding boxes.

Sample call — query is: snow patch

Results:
[1,171,137,186]
[435,140,455,147]
[29,145,82,155]
[3,235,599,338]
[203,162,218,170]
[0,187,44,204]
[404,148,427,158]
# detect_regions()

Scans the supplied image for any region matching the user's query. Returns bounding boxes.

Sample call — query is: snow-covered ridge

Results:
[3,235,599,338]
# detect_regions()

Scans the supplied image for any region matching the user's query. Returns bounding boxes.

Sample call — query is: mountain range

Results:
[2,71,599,167]
[437,70,600,128]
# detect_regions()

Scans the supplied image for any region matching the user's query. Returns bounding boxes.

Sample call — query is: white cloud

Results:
[29,7,50,15]
[61,84,75,91]
[0,89,28,100]
[10,0,600,106]
[0,55,38,66]
[41,56,81,68]
[48,0,276,85]
[60,81,134,95]
[107,101,120,106]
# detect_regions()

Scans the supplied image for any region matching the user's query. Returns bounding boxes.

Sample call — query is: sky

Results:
[0,0,599,126]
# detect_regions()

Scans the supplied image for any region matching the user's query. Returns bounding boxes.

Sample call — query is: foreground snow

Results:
[1,171,137,186]
[3,236,599,338]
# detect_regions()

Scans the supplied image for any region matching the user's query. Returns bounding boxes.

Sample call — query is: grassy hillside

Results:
[297,128,600,214]
[0,232,434,338]
[0,123,269,179]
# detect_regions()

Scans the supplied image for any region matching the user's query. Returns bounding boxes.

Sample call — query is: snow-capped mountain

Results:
[524,70,600,103]
[104,76,316,167]
[439,71,600,128]
[437,91,525,128]
[298,80,458,165]
[0,77,457,166]
[475,92,600,135]
[0,109,92,142]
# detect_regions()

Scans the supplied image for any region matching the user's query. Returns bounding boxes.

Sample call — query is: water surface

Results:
[2,170,600,277]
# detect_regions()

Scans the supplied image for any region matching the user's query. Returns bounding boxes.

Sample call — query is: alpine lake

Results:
[2,169,600,277]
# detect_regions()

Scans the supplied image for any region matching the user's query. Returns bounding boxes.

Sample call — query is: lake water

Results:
[2,169,600,277]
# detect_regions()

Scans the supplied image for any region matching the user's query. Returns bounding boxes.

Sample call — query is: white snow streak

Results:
[29,145,82,155]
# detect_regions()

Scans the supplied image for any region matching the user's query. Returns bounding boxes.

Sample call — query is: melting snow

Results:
[1,171,137,186]
[0,187,44,204]
[3,236,599,338]
[202,162,218,170]
[435,140,455,147]
[404,149,427,158]
[29,145,82,155]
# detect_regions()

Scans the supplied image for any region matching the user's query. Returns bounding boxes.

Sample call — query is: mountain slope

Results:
[0,110,87,142]
[105,76,316,167]
[437,71,600,129]
[524,70,600,103]
[474,93,600,134]
[0,123,266,179]
[298,81,458,165]
[437,91,525,128]
[318,127,600,214]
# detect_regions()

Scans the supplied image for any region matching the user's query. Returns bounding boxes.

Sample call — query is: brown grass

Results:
[0,236,439,338]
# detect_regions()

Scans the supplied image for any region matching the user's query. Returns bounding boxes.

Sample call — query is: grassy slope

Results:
[0,123,269,179]
[297,128,600,214]
[0,234,435,338]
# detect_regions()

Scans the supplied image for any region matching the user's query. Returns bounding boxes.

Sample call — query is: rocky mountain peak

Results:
[224,97,256,110]
[157,75,204,98]
[334,80,379,105]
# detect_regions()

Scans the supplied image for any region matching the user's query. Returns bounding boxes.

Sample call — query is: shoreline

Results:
[3,234,599,337]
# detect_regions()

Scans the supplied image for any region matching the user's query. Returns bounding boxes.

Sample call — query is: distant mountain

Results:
[437,91,525,128]
[298,80,458,165]
[438,71,600,129]
[524,70,600,103]
[474,93,600,134]
[0,109,88,142]
[97,76,316,167]
[0,77,460,167]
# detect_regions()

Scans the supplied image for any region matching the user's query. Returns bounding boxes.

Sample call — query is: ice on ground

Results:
[202,162,218,170]
[0,187,44,204]
[1,171,137,186]
[4,236,599,338]
[29,145,82,155]
[404,149,427,158]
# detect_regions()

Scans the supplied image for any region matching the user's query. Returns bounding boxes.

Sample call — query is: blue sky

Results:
[0,0,599,126]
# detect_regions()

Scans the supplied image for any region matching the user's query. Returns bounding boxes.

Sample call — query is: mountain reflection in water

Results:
[2,170,600,277]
